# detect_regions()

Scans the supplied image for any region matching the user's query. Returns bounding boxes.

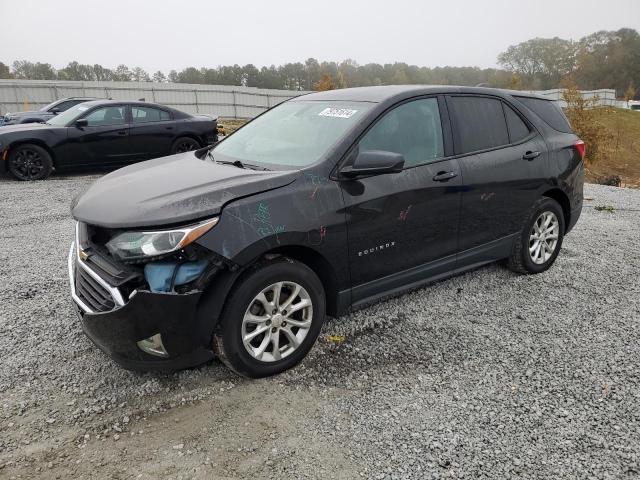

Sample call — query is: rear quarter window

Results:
[515,96,572,133]
[503,103,531,143]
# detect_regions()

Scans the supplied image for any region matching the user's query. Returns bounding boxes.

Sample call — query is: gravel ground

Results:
[0,173,639,479]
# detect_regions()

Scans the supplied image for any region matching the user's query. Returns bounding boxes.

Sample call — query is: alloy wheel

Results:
[241,281,313,362]
[529,211,560,265]
[11,148,45,180]
[176,141,197,153]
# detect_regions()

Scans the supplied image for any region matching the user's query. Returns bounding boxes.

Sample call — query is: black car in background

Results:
[68,85,584,378]
[1,100,218,180]
[1,97,98,126]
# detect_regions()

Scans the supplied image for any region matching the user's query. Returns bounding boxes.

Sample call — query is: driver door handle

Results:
[523,150,540,160]
[433,171,458,182]
[117,130,128,136]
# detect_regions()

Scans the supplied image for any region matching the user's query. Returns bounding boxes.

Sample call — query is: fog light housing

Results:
[137,333,169,357]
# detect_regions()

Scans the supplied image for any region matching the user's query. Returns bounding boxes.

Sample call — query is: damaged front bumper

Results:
[67,242,215,371]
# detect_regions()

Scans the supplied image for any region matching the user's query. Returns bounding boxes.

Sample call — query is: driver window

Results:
[358,98,444,167]
[84,106,127,127]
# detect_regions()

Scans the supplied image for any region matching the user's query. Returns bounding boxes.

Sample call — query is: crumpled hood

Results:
[71,152,299,228]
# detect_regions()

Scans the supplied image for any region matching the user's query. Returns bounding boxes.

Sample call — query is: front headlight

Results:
[106,217,219,262]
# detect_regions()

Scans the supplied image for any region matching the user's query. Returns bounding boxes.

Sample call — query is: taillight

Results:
[574,140,586,160]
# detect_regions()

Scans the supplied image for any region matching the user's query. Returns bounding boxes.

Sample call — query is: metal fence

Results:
[0,80,310,118]
[0,80,626,117]
[526,88,625,108]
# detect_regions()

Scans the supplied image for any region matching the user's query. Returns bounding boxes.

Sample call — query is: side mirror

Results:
[75,118,88,128]
[340,150,405,178]
[50,108,60,114]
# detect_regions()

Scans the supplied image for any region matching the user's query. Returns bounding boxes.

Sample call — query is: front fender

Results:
[195,174,351,290]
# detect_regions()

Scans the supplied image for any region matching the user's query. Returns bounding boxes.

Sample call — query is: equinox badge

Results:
[358,241,396,257]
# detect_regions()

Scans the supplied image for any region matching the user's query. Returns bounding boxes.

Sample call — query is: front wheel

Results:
[508,197,565,274]
[213,258,326,378]
[8,144,53,181]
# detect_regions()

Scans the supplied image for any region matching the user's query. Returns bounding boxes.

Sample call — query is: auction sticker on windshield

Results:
[318,107,358,118]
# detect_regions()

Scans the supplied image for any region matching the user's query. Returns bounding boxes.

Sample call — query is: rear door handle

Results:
[522,151,540,160]
[117,130,128,136]
[433,171,458,182]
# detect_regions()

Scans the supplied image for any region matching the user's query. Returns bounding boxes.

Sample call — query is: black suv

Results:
[1,97,97,126]
[68,86,584,377]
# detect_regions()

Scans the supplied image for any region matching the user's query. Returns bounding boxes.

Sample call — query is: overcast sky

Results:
[2,0,639,73]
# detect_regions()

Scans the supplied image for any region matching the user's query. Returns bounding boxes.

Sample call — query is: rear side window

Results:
[448,96,509,154]
[132,106,171,123]
[503,104,530,143]
[515,96,572,133]
[358,97,444,167]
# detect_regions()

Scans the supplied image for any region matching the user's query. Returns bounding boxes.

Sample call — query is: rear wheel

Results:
[170,137,200,154]
[213,258,326,378]
[8,144,53,181]
[508,197,565,274]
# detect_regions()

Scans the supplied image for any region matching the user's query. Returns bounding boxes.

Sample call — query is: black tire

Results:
[213,258,326,378]
[508,197,565,274]
[8,143,53,181]
[170,137,200,154]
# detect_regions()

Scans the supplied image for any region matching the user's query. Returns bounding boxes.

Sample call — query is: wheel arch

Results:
[264,245,340,316]
[542,188,570,232]
[3,139,57,171]
[196,245,341,339]
[173,133,203,148]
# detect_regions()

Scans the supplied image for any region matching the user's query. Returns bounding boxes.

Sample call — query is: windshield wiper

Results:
[205,149,269,171]
[218,159,246,169]
[216,159,270,171]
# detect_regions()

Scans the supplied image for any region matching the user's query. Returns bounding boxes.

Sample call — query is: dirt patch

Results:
[585,108,640,188]
[1,383,361,479]
[217,118,247,136]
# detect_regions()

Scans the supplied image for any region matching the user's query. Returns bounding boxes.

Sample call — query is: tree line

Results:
[497,28,639,96]
[0,28,637,97]
[0,58,513,91]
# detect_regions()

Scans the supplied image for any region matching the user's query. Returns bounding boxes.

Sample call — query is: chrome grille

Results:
[75,265,116,312]
[68,234,125,314]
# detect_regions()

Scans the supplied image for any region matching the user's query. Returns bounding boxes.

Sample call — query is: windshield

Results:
[212,100,373,168]
[46,103,92,126]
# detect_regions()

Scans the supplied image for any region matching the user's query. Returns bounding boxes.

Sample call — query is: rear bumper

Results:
[566,202,582,234]
[68,243,215,371]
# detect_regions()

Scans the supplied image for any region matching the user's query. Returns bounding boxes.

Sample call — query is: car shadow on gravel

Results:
[0,168,110,183]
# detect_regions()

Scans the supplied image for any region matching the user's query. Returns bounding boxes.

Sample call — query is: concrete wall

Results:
[0,80,310,118]
[0,80,626,117]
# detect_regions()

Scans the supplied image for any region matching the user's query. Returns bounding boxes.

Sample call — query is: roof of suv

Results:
[293,85,549,103]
